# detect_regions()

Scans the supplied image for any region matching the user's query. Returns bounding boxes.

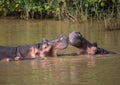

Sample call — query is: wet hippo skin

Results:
[0,41,48,61]
[0,35,69,61]
[69,31,116,55]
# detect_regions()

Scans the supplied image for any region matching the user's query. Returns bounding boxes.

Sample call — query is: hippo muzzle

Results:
[69,31,86,48]
[47,35,69,57]
[48,35,69,50]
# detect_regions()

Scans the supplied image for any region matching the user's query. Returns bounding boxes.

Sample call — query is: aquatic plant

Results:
[104,18,120,31]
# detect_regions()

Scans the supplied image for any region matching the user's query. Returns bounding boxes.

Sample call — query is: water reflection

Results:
[0,19,120,85]
[0,55,120,85]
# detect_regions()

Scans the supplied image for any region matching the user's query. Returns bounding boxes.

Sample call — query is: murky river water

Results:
[0,18,120,85]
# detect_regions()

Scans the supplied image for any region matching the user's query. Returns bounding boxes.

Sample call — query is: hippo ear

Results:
[75,31,82,36]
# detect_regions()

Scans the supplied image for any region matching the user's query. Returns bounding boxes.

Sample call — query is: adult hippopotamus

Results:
[0,40,51,61]
[0,35,69,61]
[69,31,116,55]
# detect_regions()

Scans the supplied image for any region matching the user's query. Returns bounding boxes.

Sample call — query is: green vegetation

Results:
[0,0,120,21]
[0,0,120,30]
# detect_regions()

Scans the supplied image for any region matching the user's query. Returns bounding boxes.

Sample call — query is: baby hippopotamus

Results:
[0,40,51,62]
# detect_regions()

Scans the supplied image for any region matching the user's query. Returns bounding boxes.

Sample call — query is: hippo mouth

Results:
[69,31,84,48]
[46,35,69,57]
[48,35,69,49]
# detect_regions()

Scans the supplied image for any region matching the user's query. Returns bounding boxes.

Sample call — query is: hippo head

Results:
[69,31,90,49]
[87,42,98,55]
[48,35,69,57]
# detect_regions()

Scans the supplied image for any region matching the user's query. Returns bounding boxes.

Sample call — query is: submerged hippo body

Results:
[0,46,17,61]
[0,40,52,61]
[96,47,116,55]
[69,31,116,55]
[0,35,69,61]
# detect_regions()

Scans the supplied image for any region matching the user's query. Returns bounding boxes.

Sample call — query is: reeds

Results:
[104,18,120,31]
[0,0,120,21]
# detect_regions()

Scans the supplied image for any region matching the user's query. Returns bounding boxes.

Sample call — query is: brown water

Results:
[0,19,120,85]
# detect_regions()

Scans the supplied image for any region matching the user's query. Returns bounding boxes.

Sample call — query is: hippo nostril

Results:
[44,46,47,49]
[78,34,81,36]
[60,37,63,41]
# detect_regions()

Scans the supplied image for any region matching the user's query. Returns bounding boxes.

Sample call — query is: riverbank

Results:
[0,0,120,21]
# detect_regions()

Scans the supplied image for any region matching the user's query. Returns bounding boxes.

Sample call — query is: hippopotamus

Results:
[69,31,116,55]
[0,35,69,61]
[0,40,51,61]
